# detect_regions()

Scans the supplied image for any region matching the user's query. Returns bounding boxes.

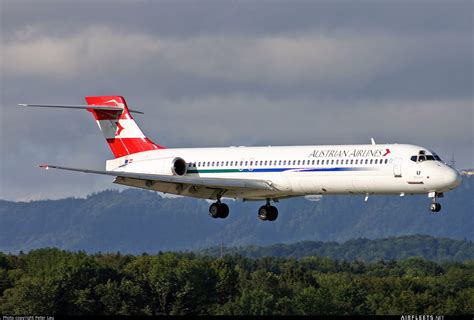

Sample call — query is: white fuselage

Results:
[106,143,461,201]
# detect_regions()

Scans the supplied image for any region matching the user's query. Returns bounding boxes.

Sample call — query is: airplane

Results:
[19,96,462,221]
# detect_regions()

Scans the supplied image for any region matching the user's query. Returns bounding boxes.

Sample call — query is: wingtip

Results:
[38,164,50,170]
[18,103,27,107]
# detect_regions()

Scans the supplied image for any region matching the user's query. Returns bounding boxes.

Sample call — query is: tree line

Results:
[200,235,474,262]
[0,248,472,315]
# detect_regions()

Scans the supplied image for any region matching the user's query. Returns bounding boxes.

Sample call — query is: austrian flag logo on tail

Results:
[383,149,391,156]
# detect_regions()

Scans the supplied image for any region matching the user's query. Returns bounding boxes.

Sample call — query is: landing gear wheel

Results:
[429,202,441,213]
[219,203,229,219]
[267,206,279,221]
[209,203,220,219]
[258,205,278,221]
[209,203,230,219]
[258,206,269,221]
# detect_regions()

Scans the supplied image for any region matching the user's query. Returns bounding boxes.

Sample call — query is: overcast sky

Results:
[1,0,472,201]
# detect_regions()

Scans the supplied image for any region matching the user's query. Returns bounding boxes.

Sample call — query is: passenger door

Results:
[393,158,402,177]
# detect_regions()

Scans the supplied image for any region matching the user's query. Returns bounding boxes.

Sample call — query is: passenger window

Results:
[225,161,228,166]
[240,161,243,166]
[385,159,388,164]
[312,160,315,165]
[245,161,248,166]
[355,159,359,164]
[370,159,373,164]
[207,162,210,166]
[216,162,219,167]
[331,160,334,165]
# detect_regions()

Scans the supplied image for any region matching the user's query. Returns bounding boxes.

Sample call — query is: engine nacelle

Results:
[156,157,187,176]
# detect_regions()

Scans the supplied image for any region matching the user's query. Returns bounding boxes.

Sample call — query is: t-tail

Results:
[85,96,164,157]
[19,95,165,158]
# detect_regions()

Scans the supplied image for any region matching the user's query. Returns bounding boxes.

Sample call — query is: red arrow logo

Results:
[383,149,391,157]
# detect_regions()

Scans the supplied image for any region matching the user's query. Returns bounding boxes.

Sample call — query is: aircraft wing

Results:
[39,164,276,192]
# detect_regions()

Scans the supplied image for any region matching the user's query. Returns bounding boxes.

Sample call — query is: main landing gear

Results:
[258,200,279,222]
[428,192,443,213]
[208,199,280,222]
[209,200,229,219]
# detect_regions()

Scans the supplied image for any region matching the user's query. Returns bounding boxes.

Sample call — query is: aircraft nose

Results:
[444,168,462,189]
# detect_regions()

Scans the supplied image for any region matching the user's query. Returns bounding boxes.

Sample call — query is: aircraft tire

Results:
[430,202,442,213]
[267,206,278,221]
[258,206,269,221]
[209,203,220,218]
[219,203,229,219]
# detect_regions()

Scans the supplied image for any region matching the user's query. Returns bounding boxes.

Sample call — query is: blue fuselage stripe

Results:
[187,167,376,174]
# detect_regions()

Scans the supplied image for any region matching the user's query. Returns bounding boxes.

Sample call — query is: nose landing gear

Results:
[428,192,443,213]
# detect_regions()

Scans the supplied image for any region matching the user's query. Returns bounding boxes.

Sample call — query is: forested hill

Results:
[0,176,472,253]
[200,235,474,262]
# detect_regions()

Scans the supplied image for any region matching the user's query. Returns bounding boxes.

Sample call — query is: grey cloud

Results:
[3,27,471,100]
[2,0,472,38]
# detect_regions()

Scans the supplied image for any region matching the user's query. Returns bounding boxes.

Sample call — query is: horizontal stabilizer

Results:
[18,104,144,114]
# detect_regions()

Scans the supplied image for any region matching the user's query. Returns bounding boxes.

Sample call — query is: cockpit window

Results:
[410,152,442,163]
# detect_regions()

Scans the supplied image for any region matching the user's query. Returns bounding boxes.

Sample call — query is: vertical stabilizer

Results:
[85,96,164,158]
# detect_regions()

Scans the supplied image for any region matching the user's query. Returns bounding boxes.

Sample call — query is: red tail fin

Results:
[85,96,165,158]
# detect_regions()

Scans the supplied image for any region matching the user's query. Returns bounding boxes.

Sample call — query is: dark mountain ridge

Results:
[0,176,472,253]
